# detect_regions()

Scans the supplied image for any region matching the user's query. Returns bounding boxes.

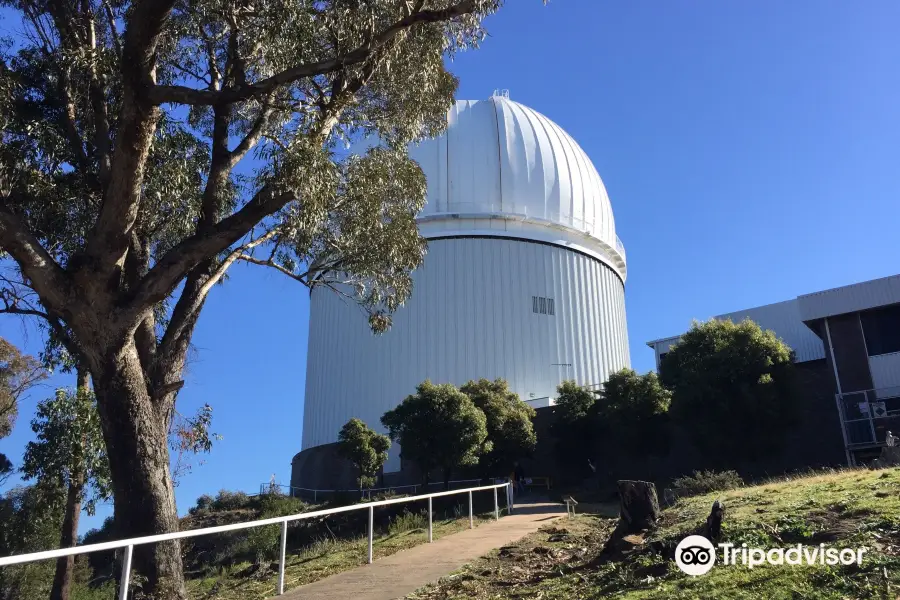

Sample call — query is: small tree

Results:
[337,418,391,490]
[459,378,536,476]
[0,338,47,483]
[22,385,111,600]
[550,380,597,469]
[0,484,65,600]
[595,369,672,476]
[381,381,489,489]
[660,318,797,465]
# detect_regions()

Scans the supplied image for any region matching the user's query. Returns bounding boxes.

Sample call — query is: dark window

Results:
[861,304,900,356]
[532,296,555,316]
[658,352,668,363]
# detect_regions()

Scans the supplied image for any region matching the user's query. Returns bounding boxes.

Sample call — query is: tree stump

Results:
[617,480,660,533]
[601,480,660,556]
[705,500,725,540]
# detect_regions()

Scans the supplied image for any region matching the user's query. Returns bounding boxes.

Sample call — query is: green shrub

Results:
[258,493,306,517]
[189,494,215,515]
[671,470,743,497]
[212,490,250,511]
[388,509,427,535]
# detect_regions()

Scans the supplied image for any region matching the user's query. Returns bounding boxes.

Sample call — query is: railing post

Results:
[277,520,288,595]
[367,505,374,564]
[507,481,513,514]
[427,496,433,542]
[118,544,133,600]
[494,487,499,521]
[313,489,316,503]
[468,490,473,529]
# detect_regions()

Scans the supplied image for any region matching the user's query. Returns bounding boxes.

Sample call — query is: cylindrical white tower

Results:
[293,94,629,484]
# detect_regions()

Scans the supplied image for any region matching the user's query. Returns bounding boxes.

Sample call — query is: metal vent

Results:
[532,296,555,316]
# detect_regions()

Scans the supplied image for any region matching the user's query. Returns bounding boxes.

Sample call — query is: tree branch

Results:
[0,204,72,317]
[148,0,479,106]
[235,254,304,283]
[127,186,293,312]
[76,0,178,293]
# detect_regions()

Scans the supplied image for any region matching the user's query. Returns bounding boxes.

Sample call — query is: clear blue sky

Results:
[1,1,898,533]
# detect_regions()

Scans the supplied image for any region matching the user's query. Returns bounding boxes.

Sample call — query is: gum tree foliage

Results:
[381,380,490,489]
[337,417,390,490]
[660,318,797,466]
[22,386,111,600]
[459,378,536,475]
[0,0,506,595]
[0,337,46,485]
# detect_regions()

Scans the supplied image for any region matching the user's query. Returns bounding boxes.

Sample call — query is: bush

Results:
[190,494,215,515]
[212,490,250,511]
[671,470,743,497]
[388,509,428,535]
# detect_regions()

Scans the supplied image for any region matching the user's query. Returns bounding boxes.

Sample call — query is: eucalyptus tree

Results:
[22,384,111,600]
[0,0,504,595]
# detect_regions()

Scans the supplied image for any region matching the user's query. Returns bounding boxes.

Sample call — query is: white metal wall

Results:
[716,300,826,363]
[301,238,630,469]
[798,274,900,321]
[647,299,826,366]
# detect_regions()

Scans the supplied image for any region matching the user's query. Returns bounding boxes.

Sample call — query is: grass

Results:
[408,467,900,599]
[184,512,498,599]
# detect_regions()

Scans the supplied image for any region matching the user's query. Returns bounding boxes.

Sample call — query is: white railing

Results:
[0,482,513,599]
[265,477,507,503]
[261,483,421,502]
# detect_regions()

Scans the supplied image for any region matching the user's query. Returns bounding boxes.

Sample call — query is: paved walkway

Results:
[281,501,565,600]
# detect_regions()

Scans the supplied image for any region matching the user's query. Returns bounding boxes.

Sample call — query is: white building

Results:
[293,93,631,485]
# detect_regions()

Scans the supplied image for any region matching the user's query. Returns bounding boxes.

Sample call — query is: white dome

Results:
[409,94,626,280]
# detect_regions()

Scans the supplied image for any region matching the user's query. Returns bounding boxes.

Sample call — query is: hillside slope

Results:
[410,468,900,599]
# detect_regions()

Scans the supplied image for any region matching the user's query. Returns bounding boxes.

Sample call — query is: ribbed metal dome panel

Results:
[409,95,618,253]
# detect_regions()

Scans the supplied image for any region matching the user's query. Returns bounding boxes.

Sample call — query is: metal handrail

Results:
[0,482,513,598]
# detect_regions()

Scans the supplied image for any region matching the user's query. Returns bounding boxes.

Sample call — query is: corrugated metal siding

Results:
[301,238,630,470]
[646,300,826,366]
[798,275,900,321]
[716,300,826,362]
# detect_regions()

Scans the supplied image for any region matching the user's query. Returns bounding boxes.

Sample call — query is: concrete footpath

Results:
[281,501,565,600]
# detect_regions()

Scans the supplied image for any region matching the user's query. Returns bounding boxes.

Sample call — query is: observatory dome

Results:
[293,93,631,488]
[410,93,626,280]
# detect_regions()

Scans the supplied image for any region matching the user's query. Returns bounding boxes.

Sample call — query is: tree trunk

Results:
[50,367,90,600]
[616,480,660,533]
[51,474,83,600]
[92,346,185,600]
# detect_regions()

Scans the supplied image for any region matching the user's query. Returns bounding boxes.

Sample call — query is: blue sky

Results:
[1,1,899,533]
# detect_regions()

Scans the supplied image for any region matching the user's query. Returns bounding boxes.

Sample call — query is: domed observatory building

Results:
[293,93,630,487]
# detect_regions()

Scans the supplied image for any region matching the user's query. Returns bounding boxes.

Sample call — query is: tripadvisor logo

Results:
[674,535,867,576]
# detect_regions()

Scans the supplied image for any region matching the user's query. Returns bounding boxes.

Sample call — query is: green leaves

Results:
[381,380,489,485]
[21,387,111,515]
[660,318,798,464]
[0,337,47,439]
[459,378,536,474]
[337,417,391,489]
